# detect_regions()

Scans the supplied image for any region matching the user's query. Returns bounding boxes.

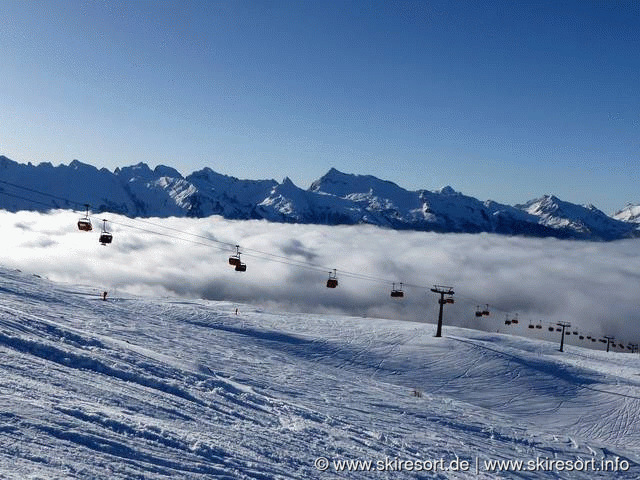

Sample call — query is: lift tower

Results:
[604,336,615,353]
[431,285,454,338]
[556,322,571,352]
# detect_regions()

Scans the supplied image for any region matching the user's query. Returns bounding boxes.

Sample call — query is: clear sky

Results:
[0,0,637,214]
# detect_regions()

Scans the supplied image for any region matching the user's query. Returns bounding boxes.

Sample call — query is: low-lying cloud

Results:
[2,210,639,346]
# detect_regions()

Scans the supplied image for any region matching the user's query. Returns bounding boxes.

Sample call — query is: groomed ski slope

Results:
[0,266,639,479]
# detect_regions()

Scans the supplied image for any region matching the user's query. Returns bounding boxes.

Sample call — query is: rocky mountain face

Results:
[0,156,637,241]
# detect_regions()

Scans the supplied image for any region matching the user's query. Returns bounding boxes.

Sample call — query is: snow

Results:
[1,267,639,478]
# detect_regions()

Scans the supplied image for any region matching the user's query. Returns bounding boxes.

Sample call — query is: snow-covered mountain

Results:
[0,155,637,241]
[516,195,636,241]
[614,204,640,224]
[2,266,640,478]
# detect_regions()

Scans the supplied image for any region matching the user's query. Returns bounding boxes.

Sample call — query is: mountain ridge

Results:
[0,155,637,241]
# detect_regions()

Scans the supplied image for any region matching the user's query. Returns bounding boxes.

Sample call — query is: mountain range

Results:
[0,155,637,241]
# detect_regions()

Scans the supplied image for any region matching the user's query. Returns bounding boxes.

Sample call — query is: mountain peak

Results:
[281,176,296,187]
[154,165,182,179]
[68,159,94,170]
[438,186,457,195]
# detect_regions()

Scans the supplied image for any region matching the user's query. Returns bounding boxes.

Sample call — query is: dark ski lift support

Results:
[326,269,338,288]
[431,285,455,338]
[77,204,92,231]
[99,219,113,245]
[557,321,570,352]
[390,282,404,298]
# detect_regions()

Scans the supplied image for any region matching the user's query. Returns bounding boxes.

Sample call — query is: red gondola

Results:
[228,245,246,271]
[229,245,241,266]
[77,204,92,231]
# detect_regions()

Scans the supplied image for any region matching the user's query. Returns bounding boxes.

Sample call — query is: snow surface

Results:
[1,267,639,478]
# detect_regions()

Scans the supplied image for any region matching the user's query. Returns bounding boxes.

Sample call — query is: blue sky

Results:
[0,0,637,213]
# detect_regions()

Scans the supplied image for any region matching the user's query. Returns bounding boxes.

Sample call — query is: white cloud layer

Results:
[2,210,640,346]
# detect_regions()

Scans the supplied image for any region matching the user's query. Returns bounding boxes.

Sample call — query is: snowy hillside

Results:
[1,267,639,478]
[1,155,637,241]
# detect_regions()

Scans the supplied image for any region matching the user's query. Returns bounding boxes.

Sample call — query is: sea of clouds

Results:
[2,210,639,346]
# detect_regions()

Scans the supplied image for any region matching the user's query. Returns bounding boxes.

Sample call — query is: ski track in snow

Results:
[0,267,639,478]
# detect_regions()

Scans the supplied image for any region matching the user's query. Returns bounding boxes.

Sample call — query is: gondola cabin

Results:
[77,218,92,231]
[77,204,92,231]
[390,283,404,298]
[505,320,511,325]
[528,323,534,329]
[99,219,112,245]
[235,262,247,272]
[326,269,338,288]
[535,323,542,329]
[99,232,113,245]
[548,326,554,332]
[446,297,454,304]
[229,245,242,266]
